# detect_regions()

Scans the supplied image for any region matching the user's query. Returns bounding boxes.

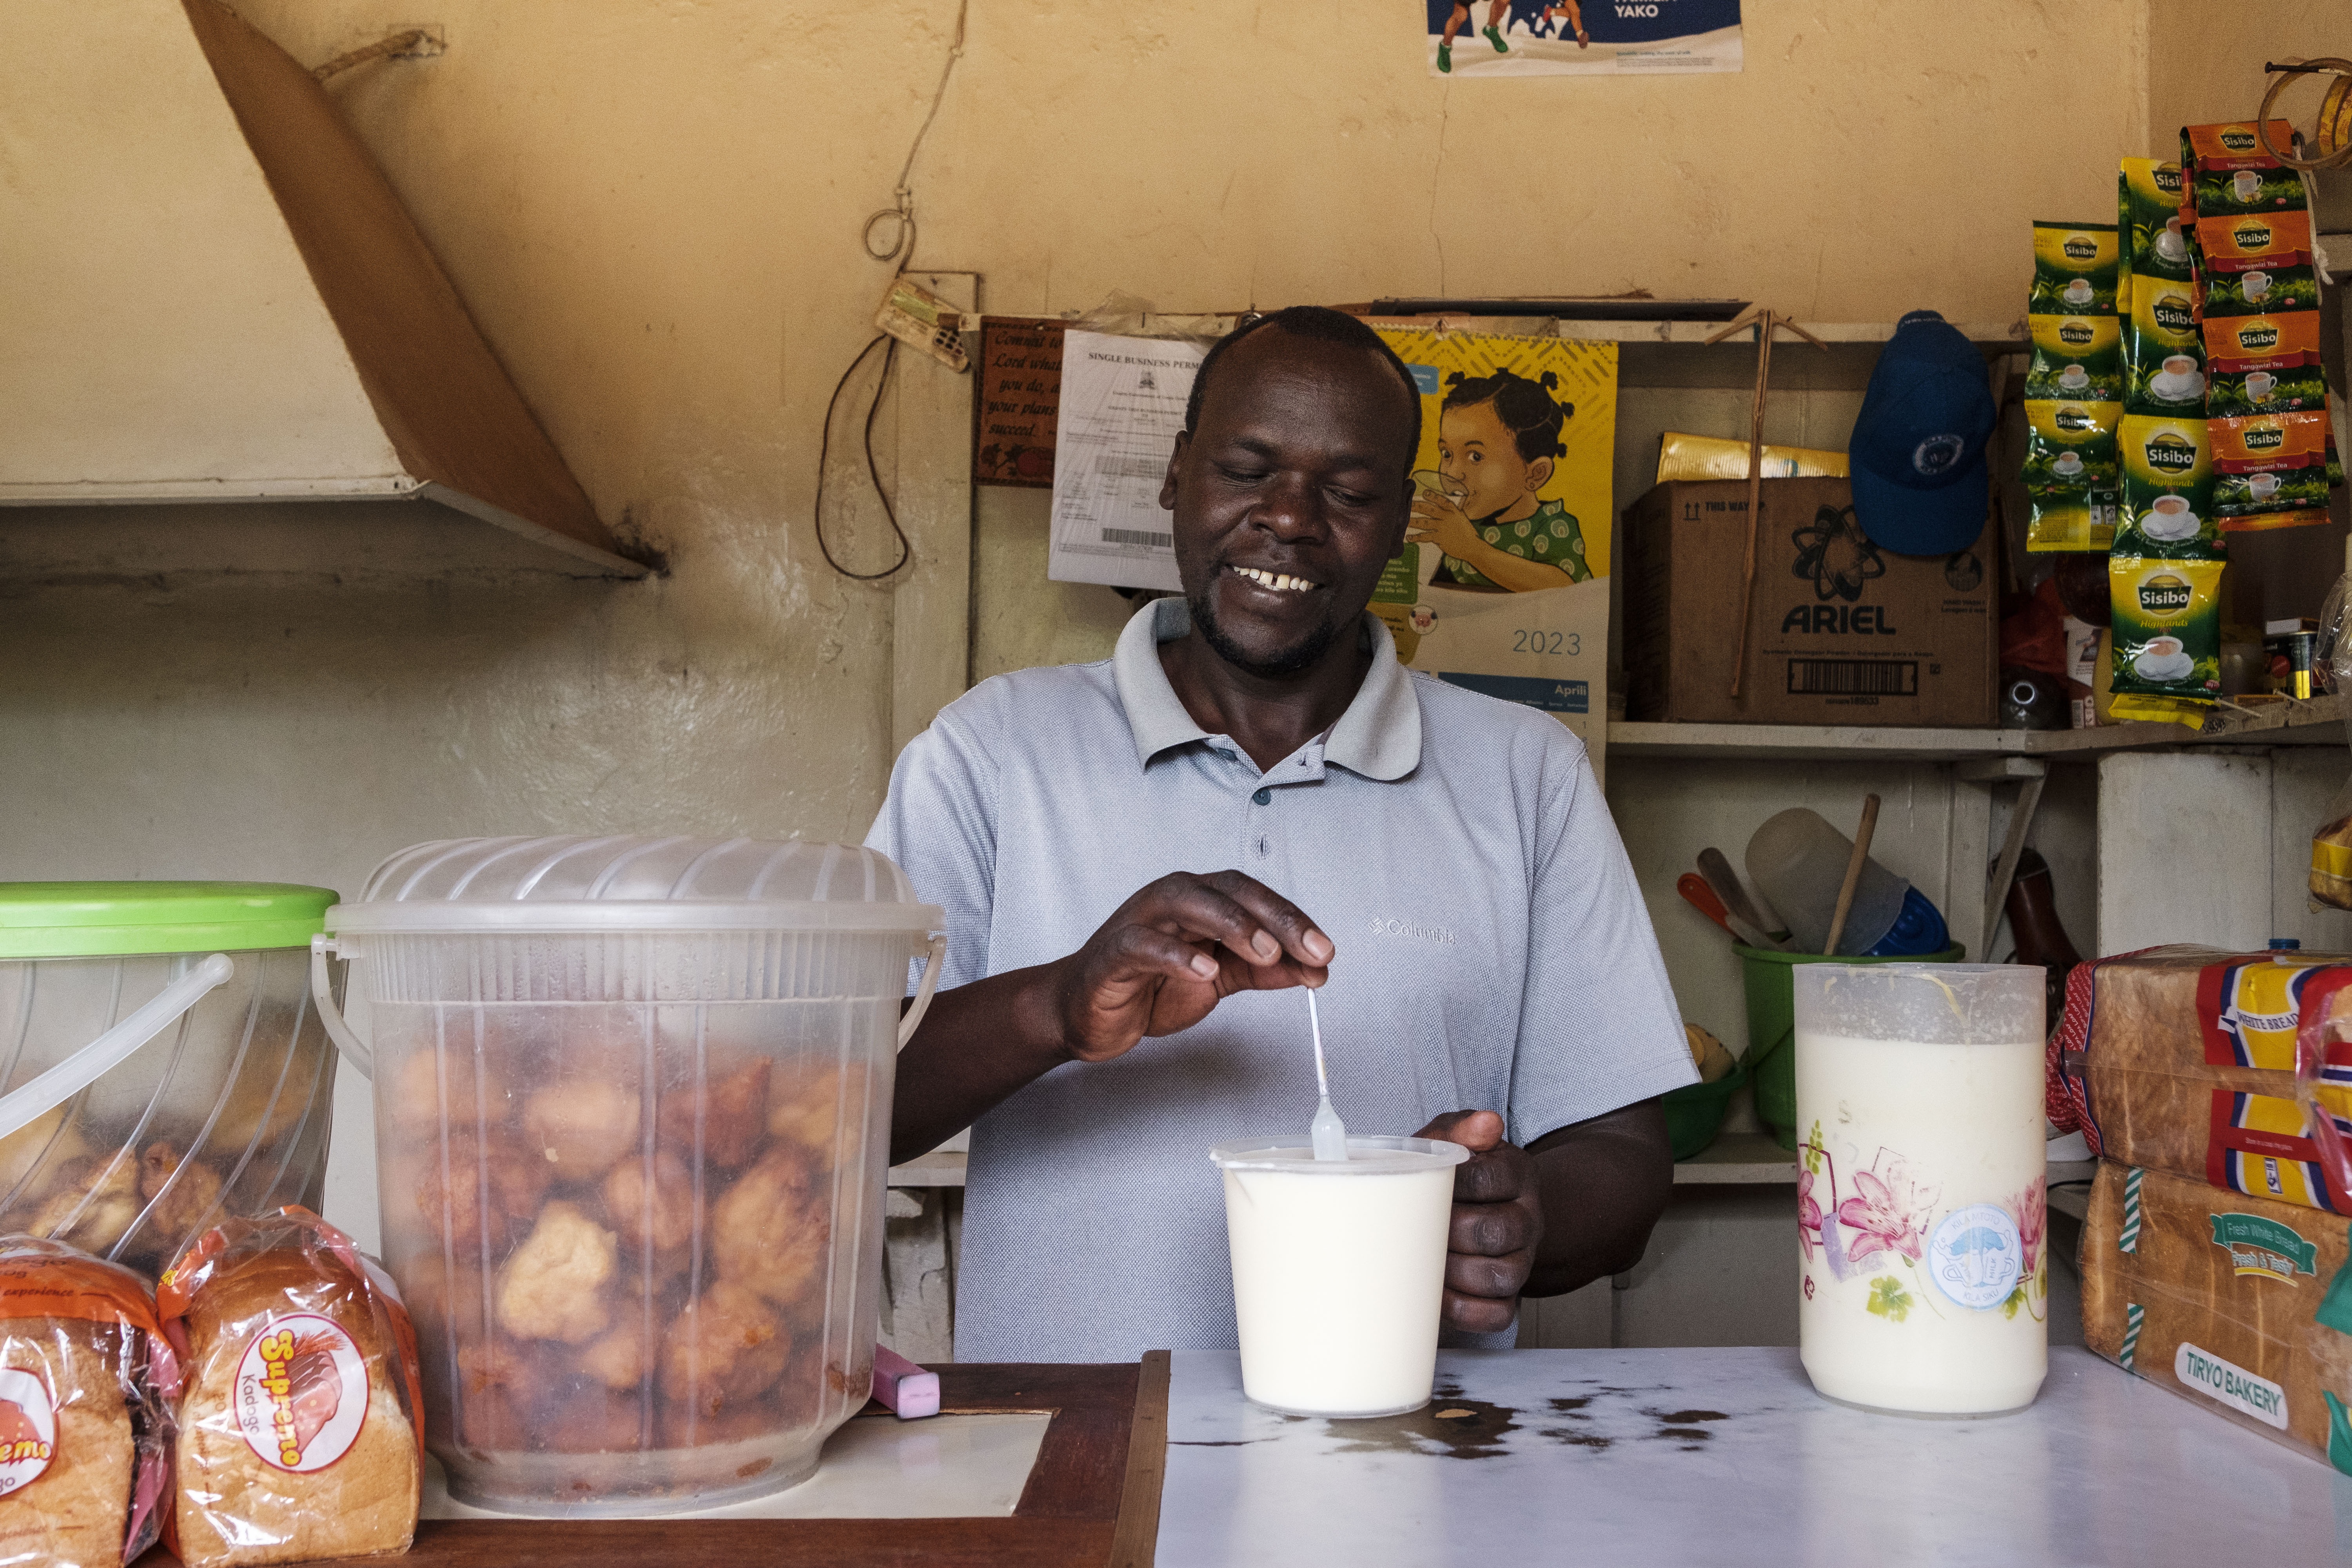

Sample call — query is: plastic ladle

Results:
[1308,989,1348,1161]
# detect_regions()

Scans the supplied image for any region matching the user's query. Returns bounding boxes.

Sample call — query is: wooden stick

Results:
[1824,793,1882,956]
[1731,316,1775,699]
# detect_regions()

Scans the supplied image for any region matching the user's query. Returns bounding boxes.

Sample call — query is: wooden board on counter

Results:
[136,1356,1172,1568]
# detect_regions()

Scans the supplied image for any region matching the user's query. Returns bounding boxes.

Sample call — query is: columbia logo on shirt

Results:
[1370,917,1456,944]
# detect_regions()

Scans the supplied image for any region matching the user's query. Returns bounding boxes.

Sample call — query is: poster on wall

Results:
[1047,330,1204,591]
[972,317,1065,488]
[1369,327,1617,776]
[1422,0,1740,77]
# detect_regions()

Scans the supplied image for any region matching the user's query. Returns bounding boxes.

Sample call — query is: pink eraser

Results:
[872,1345,941,1419]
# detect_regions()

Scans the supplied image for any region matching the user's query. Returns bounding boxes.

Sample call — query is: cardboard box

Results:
[1622,479,1995,726]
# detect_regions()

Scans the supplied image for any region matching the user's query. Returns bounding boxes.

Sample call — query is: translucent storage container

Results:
[0,882,342,1277]
[312,837,944,1515]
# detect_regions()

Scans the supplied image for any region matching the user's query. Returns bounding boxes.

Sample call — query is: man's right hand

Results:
[1051,870,1334,1063]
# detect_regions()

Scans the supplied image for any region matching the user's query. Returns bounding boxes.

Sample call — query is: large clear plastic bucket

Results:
[0,883,341,1278]
[316,837,944,1516]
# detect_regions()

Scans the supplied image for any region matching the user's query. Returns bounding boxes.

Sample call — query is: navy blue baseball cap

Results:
[1848,310,1997,555]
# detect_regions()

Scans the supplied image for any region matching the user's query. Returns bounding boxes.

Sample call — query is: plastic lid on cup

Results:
[0,882,338,958]
[328,836,943,936]
[1210,1134,1472,1175]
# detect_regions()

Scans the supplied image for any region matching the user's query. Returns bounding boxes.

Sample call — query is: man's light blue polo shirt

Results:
[866,598,1693,1363]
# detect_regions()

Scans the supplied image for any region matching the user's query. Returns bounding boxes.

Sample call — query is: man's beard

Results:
[1188,579,1344,680]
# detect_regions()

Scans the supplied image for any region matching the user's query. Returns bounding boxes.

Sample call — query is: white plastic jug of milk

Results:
[1794,963,2048,1416]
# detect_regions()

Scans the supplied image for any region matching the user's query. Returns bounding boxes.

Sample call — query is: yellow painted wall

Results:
[2147,1,2343,142]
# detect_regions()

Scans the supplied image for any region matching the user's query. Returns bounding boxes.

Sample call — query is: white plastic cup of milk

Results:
[1793,964,2047,1417]
[1212,1135,1469,1417]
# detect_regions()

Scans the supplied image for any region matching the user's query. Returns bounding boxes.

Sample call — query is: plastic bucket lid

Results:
[326,836,943,936]
[0,882,338,958]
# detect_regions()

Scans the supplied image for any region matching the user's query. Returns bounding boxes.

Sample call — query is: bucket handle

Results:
[309,935,373,1080]
[0,953,236,1143]
[899,935,947,1049]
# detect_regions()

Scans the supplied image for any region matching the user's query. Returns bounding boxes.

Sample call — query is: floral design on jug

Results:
[1800,1127,2049,1325]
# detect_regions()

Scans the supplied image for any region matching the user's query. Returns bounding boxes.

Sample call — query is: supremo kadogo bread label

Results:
[0,1369,56,1497]
[234,1314,368,1473]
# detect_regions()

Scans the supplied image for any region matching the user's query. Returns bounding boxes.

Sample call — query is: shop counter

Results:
[1161,1346,2351,1566]
[133,1346,2352,1566]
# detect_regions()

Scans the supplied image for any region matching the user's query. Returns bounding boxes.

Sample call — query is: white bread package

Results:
[2047,946,2352,1214]
[2082,1161,2352,1472]
[158,1208,421,1567]
[0,1237,176,1568]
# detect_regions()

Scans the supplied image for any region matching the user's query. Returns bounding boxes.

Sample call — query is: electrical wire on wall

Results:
[814,0,971,582]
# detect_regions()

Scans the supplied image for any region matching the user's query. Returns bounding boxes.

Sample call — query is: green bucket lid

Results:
[0,882,339,958]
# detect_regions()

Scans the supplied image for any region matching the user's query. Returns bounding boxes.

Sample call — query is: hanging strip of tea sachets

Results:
[2180,122,2341,527]
[2024,217,2126,551]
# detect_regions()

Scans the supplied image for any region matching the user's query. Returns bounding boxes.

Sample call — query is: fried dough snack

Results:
[494,1202,615,1345]
[659,1282,787,1420]
[657,1060,770,1169]
[394,1038,885,1476]
[29,1155,139,1258]
[381,1047,514,1137]
[413,1134,551,1254]
[711,1147,829,1307]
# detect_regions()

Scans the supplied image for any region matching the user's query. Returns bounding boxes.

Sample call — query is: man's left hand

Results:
[1413,1109,1542,1334]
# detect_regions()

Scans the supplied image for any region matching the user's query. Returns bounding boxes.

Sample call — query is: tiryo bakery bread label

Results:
[2174,1341,2289,1430]
[234,1315,368,1473]
[0,1369,56,1498]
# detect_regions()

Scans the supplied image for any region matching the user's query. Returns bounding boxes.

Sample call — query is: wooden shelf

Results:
[1676,1141,2105,1191]
[1673,1132,1797,1184]
[889,1150,967,1187]
[1612,695,2345,763]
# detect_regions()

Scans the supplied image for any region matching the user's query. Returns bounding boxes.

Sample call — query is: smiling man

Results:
[866,306,1693,1362]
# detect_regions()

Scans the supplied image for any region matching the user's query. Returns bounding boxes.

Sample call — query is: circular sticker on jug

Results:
[1927,1205,2025,1310]
[0,1369,57,1497]
[234,1315,368,1472]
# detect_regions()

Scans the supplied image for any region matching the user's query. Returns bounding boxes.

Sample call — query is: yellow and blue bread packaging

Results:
[2083,1161,2352,1475]
[2055,946,2352,1473]
[2046,947,2352,1217]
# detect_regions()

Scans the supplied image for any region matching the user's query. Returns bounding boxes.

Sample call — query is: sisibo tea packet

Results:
[2109,555,2226,728]
[2030,221,2120,316]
